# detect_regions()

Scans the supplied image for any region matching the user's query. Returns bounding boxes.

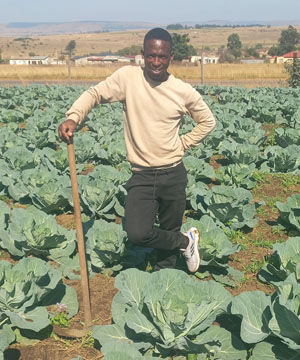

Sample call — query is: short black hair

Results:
[143,28,172,50]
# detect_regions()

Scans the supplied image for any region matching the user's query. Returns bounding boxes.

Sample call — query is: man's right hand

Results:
[58,119,78,143]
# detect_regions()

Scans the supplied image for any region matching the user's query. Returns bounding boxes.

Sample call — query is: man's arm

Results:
[58,66,127,143]
[181,89,216,150]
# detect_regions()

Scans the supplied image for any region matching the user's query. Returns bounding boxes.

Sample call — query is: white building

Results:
[9,56,50,65]
[190,55,219,64]
[75,55,143,66]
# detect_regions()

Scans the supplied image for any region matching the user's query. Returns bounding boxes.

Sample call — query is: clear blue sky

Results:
[0,0,299,23]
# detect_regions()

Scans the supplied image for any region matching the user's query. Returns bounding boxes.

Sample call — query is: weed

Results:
[242,258,265,274]
[253,171,268,184]
[224,228,245,242]
[267,196,284,210]
[50,303,70,328]
[251,237,274,249]
[256,205,267,216]
[271,225,283,234]
[0,195,11,203]
[231,255,240,262]
[81,331,94,348]
[224,228,248,250]
[282,174,300,188]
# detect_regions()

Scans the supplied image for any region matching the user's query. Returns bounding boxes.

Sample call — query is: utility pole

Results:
[201,51,205,85]
[68,55,71,82]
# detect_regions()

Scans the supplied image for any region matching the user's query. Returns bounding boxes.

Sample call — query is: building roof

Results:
[10,56,48,60]
[283,51,300,58]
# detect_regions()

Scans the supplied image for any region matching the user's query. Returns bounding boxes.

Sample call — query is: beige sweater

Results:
[66,65,216,169]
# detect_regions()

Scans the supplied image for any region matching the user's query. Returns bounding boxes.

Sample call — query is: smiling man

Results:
[58,28,216,272]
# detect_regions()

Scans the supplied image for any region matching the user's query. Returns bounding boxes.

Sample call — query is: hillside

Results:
[0,21,161,36]
[0,24,300,60]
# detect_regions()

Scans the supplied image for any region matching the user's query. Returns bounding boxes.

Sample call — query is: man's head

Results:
[142,28,174,82]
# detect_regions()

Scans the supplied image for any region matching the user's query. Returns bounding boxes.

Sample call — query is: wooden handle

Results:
[67,140,92,328]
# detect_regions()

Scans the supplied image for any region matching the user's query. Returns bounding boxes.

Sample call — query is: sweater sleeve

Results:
[66,66,127,125]
[180,88,216,150]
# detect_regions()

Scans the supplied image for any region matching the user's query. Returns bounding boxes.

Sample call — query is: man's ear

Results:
[141,49,144,58]
[170,51,175,62]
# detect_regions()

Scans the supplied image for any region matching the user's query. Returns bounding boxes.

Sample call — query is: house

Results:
[270,51,300,64]
[74,55,134,66]
[190,54,219,64]
[257,49,269,58]
[134,55,144,66]
[9,56,50,65]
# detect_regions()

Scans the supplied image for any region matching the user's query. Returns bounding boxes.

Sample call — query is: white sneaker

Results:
[181,227,200,272]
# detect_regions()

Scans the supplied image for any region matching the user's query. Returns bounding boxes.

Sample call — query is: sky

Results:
[0,0,300,24]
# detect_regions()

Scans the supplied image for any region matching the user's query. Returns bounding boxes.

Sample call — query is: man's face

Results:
[142,39,174,82]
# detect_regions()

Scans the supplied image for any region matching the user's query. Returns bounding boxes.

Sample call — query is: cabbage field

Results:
[1,84,300,359]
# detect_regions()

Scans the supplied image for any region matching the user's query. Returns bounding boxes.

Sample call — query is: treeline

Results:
[166,23,267,30]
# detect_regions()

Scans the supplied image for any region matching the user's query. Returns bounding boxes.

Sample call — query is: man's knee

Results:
[126,226,153,247]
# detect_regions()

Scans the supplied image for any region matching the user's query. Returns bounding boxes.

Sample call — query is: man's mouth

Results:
[151,68,162,73]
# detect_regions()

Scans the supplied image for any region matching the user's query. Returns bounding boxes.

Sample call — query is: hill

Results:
[0,21,161,36]
[0,23,300,60]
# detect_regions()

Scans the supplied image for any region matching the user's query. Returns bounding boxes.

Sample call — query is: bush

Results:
[285,57,300,87]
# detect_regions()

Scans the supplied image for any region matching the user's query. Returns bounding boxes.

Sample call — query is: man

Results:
[58,28,215,272]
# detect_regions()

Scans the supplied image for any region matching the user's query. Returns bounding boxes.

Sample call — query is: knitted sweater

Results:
[66,65,216,169]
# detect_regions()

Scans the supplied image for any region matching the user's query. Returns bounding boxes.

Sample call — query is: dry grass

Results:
[169,63,287,81]
[0,63,287,85]
[1,26,299,59]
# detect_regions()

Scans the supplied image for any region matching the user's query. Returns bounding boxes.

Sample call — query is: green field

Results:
[1,84,300,359]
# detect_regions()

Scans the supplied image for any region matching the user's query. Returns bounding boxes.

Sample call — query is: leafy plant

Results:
[190,185,260,230]
[258,237,300,285]
[0,206,76,259]
[0,258,78,355]
[93,268,233,358]
[276,194,300,233]
[261,145,300,173]
[220,140,262,166]
[182,216,243,286]
[215,163,257,189]
[85,219,127,271]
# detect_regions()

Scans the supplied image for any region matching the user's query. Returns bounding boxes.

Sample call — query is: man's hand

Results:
[58,119,78,143]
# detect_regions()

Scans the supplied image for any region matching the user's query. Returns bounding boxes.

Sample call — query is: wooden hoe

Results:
[53,139,93,338]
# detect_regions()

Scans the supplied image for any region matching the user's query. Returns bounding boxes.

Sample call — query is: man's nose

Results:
[153,56,160,65]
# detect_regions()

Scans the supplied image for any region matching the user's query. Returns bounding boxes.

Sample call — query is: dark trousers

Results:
[124,162,188,270]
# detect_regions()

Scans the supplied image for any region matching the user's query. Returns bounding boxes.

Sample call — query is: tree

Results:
[218,47,236,63]
[227,33,242,59]
[244,47,259,58]
[278,25,300,55]
[167,24,184,30]
[65,40,76,56]
[65,40,76,81]
[285,55,300,87]
[171,33,197,61]
[268,45,280,57]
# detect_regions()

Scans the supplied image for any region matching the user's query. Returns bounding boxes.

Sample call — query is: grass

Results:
[0,63,288,84]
